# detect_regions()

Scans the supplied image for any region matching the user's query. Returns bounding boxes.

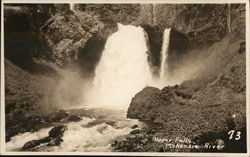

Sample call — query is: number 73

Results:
[228,130,241,140]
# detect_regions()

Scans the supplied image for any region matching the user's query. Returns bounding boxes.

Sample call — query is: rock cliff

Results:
[41,10,105,67]
[139,4,245,76]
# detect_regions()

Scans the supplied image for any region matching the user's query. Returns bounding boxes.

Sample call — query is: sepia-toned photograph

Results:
[0,0,249,155]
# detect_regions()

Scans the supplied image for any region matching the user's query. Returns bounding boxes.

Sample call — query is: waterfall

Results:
[159,28,171,84]
[85,23,152,109]
[70,3,75,10]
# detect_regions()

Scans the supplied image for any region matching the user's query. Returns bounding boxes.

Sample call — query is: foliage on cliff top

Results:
[78,4,141,27]
[139,4,245,44]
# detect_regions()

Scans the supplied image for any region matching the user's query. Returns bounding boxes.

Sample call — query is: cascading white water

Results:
[6,115,142,152]
[85,23,153,109]
[70,3,75,10]
[159,28,171,84]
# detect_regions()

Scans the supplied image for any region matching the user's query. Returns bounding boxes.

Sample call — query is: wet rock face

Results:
[168,29,191,55]
[142,25,163,76]
[77,33,107,77]
[141,25,191,76]
[167,29,191,74]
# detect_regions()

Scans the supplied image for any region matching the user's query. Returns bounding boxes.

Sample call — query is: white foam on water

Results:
[56,119,139,152]
[6,127,52,151]
[6,117,140,152]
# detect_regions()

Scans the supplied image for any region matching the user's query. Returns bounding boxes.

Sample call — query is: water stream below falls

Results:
[6,24,171,152]
[6,108,141,152]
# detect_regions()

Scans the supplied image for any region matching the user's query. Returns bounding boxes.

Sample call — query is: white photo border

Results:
[1,0,249,156]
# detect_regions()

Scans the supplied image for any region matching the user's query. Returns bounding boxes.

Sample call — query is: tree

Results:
[227,4,231,34]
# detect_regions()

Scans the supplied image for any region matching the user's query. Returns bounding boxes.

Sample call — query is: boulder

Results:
[127,86,169,120]
[23,137,51,150]
[67,115,82,122]
[141,25,164,75]
[141,138,149,144]
[61,114,82,122]
[131,125,139,129]
[48,125,66,138]
[130,129,140,135]
[47,138,63,146]
[23,140,42,150]
[146,129,156,135]
[174,90,192,99]
[50,110,69,122]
